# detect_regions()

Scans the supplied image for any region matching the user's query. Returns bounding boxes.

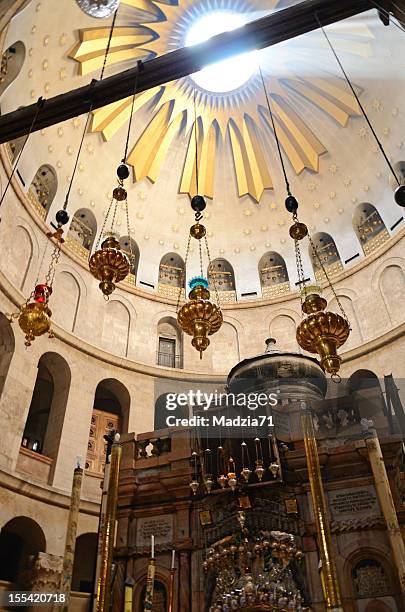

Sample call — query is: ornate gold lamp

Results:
[258,65,350,380]
[177,195,223,358]
[89,167,132,298]
[288,207,350,381]
[9,221,66,346]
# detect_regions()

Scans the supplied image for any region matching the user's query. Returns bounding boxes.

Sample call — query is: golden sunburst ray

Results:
[69,0,374,201]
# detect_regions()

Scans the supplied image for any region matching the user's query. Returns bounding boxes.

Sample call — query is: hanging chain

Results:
[124,197,133,270]
[307,233,350,325]
[315,12,401,187]
[176,232,191,313]
[193,88,199,195]
[122,60,143,164]
[0,97,44,209]
[204,234,220,306]
[93,194,115,255]
[45,241,62,288]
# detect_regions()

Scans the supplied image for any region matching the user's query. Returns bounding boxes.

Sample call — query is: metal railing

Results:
[156,352,181,368]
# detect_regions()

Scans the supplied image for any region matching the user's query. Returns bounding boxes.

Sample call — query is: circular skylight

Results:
[185,11,258,93]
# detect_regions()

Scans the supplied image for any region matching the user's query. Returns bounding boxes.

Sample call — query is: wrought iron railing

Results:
[156,351,181,368]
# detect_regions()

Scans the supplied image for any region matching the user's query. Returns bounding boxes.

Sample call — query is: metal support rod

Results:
[301,407,343,611]
[0,0,375,143]
[168,567,176,612]
[365,427,405,594]
[58,464,83,612]
[95,434,122,612]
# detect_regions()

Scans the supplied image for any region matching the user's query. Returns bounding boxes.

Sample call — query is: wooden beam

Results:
[0,0,375,144]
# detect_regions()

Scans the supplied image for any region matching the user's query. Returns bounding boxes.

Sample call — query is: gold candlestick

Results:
[96,434,122,612]
[301,408,343,611]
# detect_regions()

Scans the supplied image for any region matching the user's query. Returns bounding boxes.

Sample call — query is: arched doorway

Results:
[139,579,167,612]
[157,316,183,369]
[347,370,387,423]
[85,379,130,474]
[0,516,46,587]
[71,533,97,593]
[21,353,71,462]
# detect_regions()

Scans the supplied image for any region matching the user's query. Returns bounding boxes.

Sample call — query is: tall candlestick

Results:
[151,534,155,559]
[171,549,175,569]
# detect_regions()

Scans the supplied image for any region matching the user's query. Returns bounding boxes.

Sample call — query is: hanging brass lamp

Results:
[296,285,350,378]
[89,233,130,297]
[10,219,67,346]
[288,211,351,381]
[18,283,53,347]
[177,195,222,358]
[89,165,134,298]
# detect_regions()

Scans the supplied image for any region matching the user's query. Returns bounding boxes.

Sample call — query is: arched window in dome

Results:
[392,160,405,187]
[0,516,46,585]
[7,106,26,163]
[72,533,97,593]
[21,353,71,472]
[258,251,289,299]
[309,233,343,283]
[353,203,389,256]
[119,235,139,282]
[67,208,97,258]
[208,258,236,303]
[28,164,58,219]
[0,41,25,97]
[158,253,185,300]
[157,316,183,368]
[85,379,130,474]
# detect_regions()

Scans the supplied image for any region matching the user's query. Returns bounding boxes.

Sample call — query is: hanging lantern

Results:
[89,234,130,297]
[176,195,222,358]
[296,286,350,379]
[288,214,350,381]
[269,462,280,479]
[178,276,222,358]
[189,479,199,495]
[18,284,53,347]
[89,165,134,297]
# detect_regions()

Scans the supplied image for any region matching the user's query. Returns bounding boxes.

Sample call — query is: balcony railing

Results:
[157,351,181,368]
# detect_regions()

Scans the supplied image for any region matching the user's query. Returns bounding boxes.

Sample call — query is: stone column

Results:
[59,465,83,612]
[365,427,405,595]
[301,409,343,611]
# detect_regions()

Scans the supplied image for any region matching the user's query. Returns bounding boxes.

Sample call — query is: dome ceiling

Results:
[1,0,405,288]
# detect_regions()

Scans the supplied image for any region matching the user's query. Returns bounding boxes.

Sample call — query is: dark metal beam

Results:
[0,0,375,144]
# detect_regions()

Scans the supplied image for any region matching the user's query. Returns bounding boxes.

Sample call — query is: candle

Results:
[171,549,175,569]
[151,534,155,558]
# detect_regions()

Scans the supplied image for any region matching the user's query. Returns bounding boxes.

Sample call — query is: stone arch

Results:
[119,235,140,278]
[347,370,386,422]
[0,41,26,97]
[208,258,236,298]
[212,320,239,373]
[344,547,400,607]
[158,252,185,299]
[157,316,183,368]
[22,352,71,466]
[72,532,97,593]
[7,225,33,291]
[101,300,131,357]
[328,293,362,350]
[51,271,81,332]
[0,516,46,585]
[85,379,130,473]
[0,313,15,401]
[269,313,298,353]
[258,251,290,298]
[154,392,188,431]
[28,164,58,218]
[309,232,343,283]
[353,203,389,256]
[378,264,405,327]
[68,208,97,253]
